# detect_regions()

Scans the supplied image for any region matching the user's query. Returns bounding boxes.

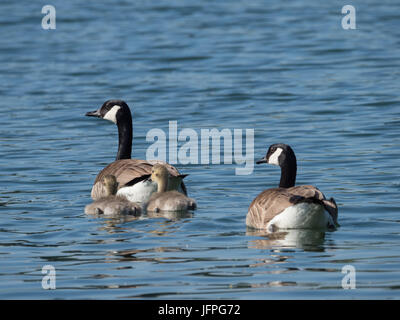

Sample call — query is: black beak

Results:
[256,156,268,164]
[85,109,101,118]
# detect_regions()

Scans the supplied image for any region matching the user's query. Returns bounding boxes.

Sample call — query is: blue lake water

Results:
[0,0,399,299]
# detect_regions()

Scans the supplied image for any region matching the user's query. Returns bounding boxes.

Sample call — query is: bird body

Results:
[246,144,338,232]
[145,164,196,213]
[85,100,187,203]
[85,175,141,216]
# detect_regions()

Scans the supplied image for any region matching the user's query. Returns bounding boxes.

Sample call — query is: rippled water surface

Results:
[0,0,399,299]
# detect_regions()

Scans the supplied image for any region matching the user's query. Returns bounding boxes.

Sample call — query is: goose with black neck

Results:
[85,99,187,204]
[246,143,339,232]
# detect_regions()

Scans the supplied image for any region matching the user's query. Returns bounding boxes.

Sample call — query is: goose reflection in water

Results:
[247,228,327,251]
[87,206,193,230]
[91,210,193,237]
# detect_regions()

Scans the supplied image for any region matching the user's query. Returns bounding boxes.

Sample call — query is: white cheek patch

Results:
[268,148,283,166]
[103,105,121,124]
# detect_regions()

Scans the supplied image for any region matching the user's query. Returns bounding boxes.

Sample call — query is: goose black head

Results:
[256,143,296,167]
[85,99,131,124]
[85,99,133,160]
[257,143,297,188]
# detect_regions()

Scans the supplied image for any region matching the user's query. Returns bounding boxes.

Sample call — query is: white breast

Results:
[266,202,333,232]
[117,180,157,204]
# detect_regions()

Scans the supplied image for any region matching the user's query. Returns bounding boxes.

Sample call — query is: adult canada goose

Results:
[85,175,141,216]
[145,164,196,212]
[85,99,187,203]
[246,143,339,232]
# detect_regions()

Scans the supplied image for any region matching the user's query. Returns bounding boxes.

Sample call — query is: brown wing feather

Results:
[287,186,338,223]
[91,159,187,200]
[287,185,326,200]
[246,185,338,230]
[246,188,296,229]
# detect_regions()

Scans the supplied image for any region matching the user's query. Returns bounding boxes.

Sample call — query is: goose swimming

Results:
[85,99,187,204]
[85,175,141,216]
[246,143,339,232]
[145,164,196,213]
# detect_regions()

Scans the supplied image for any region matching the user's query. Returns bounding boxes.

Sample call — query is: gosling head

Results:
[102,175,119,196]
[150,164,170,192]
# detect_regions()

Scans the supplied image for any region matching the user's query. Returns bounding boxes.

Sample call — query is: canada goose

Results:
[246,144,339,232]
[145,164,196,212]
[85,175,141,216]
[85,99,187,203]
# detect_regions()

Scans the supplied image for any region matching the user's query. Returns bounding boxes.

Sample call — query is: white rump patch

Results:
[266,202,333,232]
[103,105,121,124]
[268,148,283,166]
[117,180,157,204]
[116,177,185,205]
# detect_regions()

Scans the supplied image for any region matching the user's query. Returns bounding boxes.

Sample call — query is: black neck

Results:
[116,115,132,160]
[279,153,297,188]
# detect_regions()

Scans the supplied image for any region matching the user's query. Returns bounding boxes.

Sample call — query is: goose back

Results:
[246,185,338,230]
[91,159,187,200]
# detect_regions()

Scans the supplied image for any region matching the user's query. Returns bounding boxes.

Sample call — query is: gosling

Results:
[85,175,141,216]
[145,164,196,213]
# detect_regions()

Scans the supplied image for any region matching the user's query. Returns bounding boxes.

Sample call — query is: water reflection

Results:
[247,228,327,251]
[250,281,297,288]
[93,215,141,233]
[110,246,185,264]
[89,214,196,267]
[146,210,193,220]
[87,209,193,233]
